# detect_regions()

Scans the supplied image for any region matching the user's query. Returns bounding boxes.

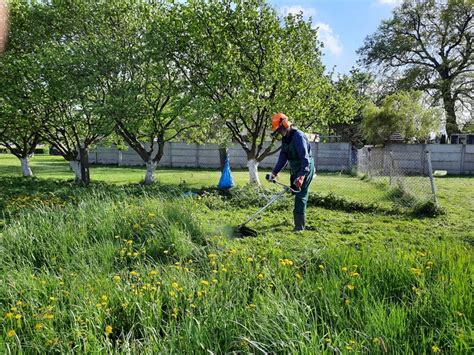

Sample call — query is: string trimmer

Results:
[235,174,299,237]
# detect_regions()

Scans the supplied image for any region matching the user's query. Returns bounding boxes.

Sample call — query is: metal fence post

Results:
[389,150,394,186]
[169,142,173,168]
[460,144,466,174]
[367,148,372,178]
[426,151,437,205]
[196,143,200,168]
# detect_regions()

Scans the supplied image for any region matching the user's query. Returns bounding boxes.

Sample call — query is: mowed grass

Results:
[0,154,403,208]
[0,153,473,353]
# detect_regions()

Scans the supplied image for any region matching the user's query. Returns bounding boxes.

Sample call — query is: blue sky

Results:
[269,0,402,74]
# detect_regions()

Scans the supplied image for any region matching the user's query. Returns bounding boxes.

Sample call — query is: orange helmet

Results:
[272,113,291,132]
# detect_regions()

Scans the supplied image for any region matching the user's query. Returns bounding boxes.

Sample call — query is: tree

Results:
[358,0,473,136]
[0,56,41,177]
[170,0,349,184]
[99,1,200,185]
[361,90,440,144]
[0,0,54,177]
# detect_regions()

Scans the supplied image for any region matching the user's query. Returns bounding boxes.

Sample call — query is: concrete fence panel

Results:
[89,142,473,175]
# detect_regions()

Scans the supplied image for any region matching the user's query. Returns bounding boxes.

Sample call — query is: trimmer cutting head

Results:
[235,225,258,238]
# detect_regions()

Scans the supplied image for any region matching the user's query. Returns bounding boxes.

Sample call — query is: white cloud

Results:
[313,22,343,57]
[375,0,403,6]
[280,5,317,18]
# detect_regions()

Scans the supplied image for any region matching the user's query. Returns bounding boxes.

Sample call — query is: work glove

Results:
[294,175,305,189]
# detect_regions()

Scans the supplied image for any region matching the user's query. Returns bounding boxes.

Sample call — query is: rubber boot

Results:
[293,212,305,232]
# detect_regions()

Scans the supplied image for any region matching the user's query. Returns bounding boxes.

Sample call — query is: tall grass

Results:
[0,192,472,353]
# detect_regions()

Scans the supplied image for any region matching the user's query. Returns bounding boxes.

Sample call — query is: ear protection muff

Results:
[279,117,290,130]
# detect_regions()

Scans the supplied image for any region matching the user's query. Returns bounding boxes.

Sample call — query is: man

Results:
[270,112,315,231]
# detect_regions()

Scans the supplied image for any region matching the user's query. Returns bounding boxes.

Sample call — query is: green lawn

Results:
[0,154,415,208]
[1,153,473,352]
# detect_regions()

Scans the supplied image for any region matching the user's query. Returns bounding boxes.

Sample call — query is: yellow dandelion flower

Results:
[212,279,218,284]
[221,267,227,273]
[7,330,15,337]
[16,301,23,306]
[130,271,139,277]
[341,266,348,272]
[10,307,17,312]
[105,325,113,335]
[148,213,156,218]
[43,314,54,320]
[318,264,325,270]
[456,311,464,317]
[417,251,427,257]
[208,253,217,258]
[148,270,158,277]
[432,345,441,353]
[324,337,332,344]
[15,314,22,320]
[347,284,355,291]
[113,275,121,283]
[5,312,14,319]
[247,303,256,309]
[344,299,351,305]
[126,239,133,245]
[190,303,197,309]
[349,271,360,277]
[280,259,294,266]
[247,257,254,262]
[295,272,302,280]
[197,291,203,298]
[257,273,265,280]
[35,323,44,331]
[410,268,422,276]
[171,282,179,289]
[200,280,209,286]
[169,291,176,297]
[101,295,108,302]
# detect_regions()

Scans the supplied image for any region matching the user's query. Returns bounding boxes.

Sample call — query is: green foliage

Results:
[361,91,440,144]
[358,0,473,135]
[170,0,357,171]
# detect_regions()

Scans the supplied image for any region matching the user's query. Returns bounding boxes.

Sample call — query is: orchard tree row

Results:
[0,0,358,185]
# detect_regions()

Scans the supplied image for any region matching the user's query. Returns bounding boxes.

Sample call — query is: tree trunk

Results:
[441,83,460,137]
[20,157,33,177]
[247,158,260,185]
[79,146,90,186]
[144,160,158,185]
[69,161,83,183]
[219,147,228,170]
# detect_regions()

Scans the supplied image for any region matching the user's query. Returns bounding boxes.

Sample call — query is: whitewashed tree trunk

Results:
[247,159,260,185]
[144,160,158,185]
[20,157,33,177]
[69,161,82,182]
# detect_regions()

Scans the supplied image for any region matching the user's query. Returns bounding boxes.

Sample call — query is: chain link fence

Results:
[356,147,437,209]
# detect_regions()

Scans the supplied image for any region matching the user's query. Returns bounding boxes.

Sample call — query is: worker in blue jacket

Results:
[270,113,315,231]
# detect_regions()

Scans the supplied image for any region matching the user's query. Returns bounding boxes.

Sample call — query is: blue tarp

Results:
[217,157,234,189]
